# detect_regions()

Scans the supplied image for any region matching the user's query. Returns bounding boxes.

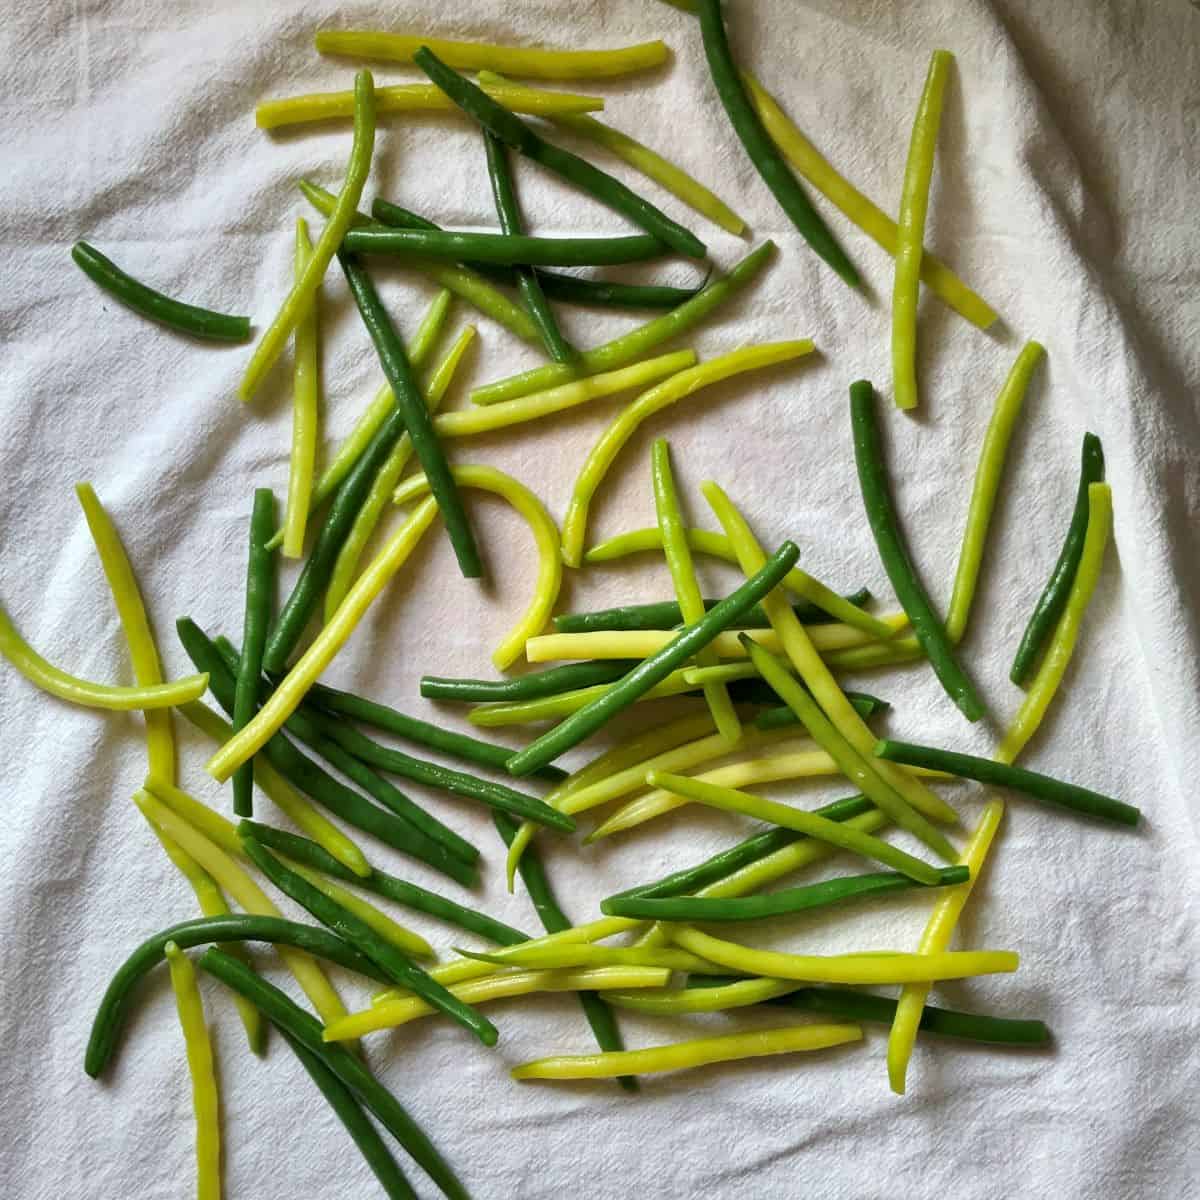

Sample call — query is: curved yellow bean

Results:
[324,321,475,620]
[701,480,957,826]
[606,977,798,1015]
[559,342,815,566]
[164,943,221,1200]
[206,498,439,782]
[314,31,670,79]
[892,50,953,410]
[239,69,375,401]
[512,1023,863,1080]
[459,944,714,973]
[584,525,897,640]
[282,219,321,559]
[180,701,369,878]
[256,81,604,130]
[590,748,841,840]
[887,799,1004,1095]
[524,617,905,663]
[324,965,669,1041]
[671,927,1016,984]
[433,350,696,439]
[75,484,177,785]
[133,788,350,1034]
[393,465,562,670]
[742,72,996,330]
[0,602,207,712]
[996,484,1112,765]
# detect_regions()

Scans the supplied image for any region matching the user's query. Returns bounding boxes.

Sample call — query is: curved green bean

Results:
[505,541,801,775]
[693,0,856,285]
[1010,432,1106,684]
[470,242,775,406]
[71,241,250,341]
[850,379,984,721]
[414,47,705,259]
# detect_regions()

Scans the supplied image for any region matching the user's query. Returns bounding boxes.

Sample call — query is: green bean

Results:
[339,252,481,579]
[199,949,468,1200]
[280,1030,416,1200]
[469,242,774,406]
[603,865,968,921]
[414,47,706,259]
[850,380,984,721]
[71,240,250,342]
[303,680,567,784]
[493,812,637,1090]
[554,588,873,634]
[242,823,530,945]
[609,794,875,902]
[215,639,478,867]
[300,180,542,343]
[484,131,575,362]
[232,489,275,817]
[742,635,957,862]
[692,0,857,286]
[421,661,637,703]
[1011,433,1106,684]
[314,713,575,832]
[652,437,740,742]
[344,225,669,268]
[874,739,1140,827]
[177,619,478,885]
[370,196,699,311]
[85,914,388,1078]
[241,835,498,1046]
[505,541,800,776]
[752,691,888,731]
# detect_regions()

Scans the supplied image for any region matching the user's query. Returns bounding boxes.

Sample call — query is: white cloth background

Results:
[1,1,1197,1197]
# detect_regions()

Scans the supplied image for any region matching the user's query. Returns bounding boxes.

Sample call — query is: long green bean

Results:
[693,0,857,285]
[414,48,705,259]
[505,541,800,775]
[850,380,984,720]
[470,242,774,406]
[422,661,634,703]
[874,738,1140,826]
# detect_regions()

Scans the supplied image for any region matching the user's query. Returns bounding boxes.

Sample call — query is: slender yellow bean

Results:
[524,618,905,662]
[315,32,670,79]
[393,464,561,670]
[256,81,604,129]
[205,499,439,782]
[892,51,953,411]
[647,770,943,883]
[75,483,176,784]
[324,966,669,1040]
[590,748,842,839]
[512,1023,863,1080]
[584,526,897,640]
[560,342,815,566]
[607,977,799,1015]
[996,484,1112,765]
[163,943,221,1200]
[282,219,321,558]
[652,437,740,742]
[459,944,715,973]
[701,481,957,825]
[432,350,696,439]
[671,928,1017,984]
[946,342,1045,641]
[179,701,370,877]
[239,70,375,401]
[0,602,207,711]
[147,821,266,1053]
[133,789,350,1032]
[741,72,996,329]
[323,321,474,619]
[887,799,1004,1094]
